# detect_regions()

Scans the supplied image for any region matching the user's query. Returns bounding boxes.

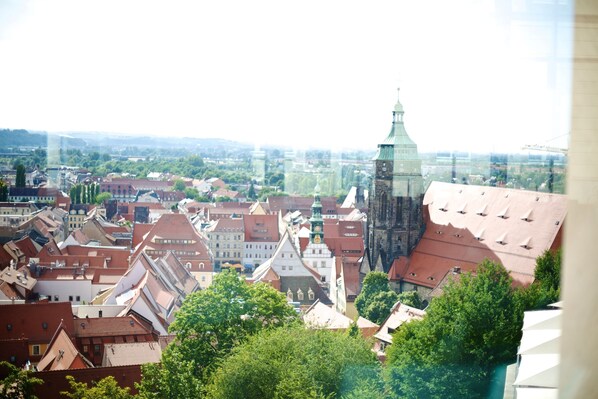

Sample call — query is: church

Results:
[364,90,566,298]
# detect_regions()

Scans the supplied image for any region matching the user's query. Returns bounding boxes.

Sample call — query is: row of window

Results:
[48,295,81,302]
[155,239,194,244]
[245,243,276,250]
[213,234,243,241]
[215,243,241,249]
[215,251,241,258]
[287,288,315,301]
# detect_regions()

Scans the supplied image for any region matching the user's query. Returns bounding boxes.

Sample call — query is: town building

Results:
[388,182,566,297]
[366,89,425,273]
[373,301,426,360]
[131,213,213,287]
[252,230,331,308]
[243,214,282,271]
[0,301,74,366]
[205,218,244,270]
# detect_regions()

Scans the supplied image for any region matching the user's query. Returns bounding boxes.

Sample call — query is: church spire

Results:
[393,87,404,124]
[310,182,324,244]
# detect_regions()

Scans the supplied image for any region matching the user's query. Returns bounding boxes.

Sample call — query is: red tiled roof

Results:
[243,214,280,242]
[132,213,212,270]
[267,196,338,218]
[74,316,152,338]
[394,182,566,288]
[206,218,244,233]
[37,324,91,371]
[0,246,14,269]
[0,302,74,343]
[132,223,154,248]
[13,236,39,260]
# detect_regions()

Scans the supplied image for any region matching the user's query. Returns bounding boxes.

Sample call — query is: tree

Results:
[15,164,26,187]
[355,271,394,319]
[385,260,522,398]
[362,290,399,324]
[516,249,562,311]
[534,249,561,293]
[61,375,133,399]
[205,326,379,399]
[0,180,8,202]
[173,179,186,192]
[0,361,43,399]
[247,182,257,201]
[184,187,199,199]
[95,192,112,204]
[397,290,424,309]
[137,270,299,397]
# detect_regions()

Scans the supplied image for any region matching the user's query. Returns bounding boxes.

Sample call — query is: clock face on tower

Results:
[314,225,321,232]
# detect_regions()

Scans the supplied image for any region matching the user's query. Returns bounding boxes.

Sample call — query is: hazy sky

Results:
[0,0,573,153]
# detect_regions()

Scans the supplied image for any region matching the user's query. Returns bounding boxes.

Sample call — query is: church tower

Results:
[367,89,425,272]
[310,183,324,244]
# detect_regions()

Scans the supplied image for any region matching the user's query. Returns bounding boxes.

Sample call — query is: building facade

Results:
[367,89,425,272]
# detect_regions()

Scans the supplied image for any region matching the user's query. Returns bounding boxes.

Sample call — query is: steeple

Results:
[310,182,324,244]
[366,88,425,273]
[393,87,404,123]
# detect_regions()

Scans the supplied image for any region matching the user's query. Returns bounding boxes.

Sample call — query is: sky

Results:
[0,0,573,153]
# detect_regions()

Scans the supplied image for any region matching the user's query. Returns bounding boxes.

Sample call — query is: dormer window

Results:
[287,289,293,301]
[308,288,315,301]
[297,289,304,301]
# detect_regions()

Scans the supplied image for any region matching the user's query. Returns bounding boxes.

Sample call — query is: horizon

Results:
[0,1,573,153]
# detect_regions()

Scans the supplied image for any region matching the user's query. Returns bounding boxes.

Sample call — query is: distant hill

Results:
[0,129,47,147]
[0,129,87,148]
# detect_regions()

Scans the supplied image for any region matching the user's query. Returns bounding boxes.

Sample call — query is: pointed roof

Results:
[37,322,92,371]
[374,88,419,161]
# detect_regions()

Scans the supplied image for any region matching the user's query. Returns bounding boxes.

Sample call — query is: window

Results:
[297,289,304,301]
[287,289,293,301]
[321,261,326,268]
[83,345,89,353]
[69,295,73,302]
[94,344,101,354]
[308,289,315,301]
[201,276,206,282]
[54,295,59,301]
[76,296,81,302]
[32,345,40,356]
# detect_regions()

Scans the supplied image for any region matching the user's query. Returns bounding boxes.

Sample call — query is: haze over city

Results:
[0,0,572,152]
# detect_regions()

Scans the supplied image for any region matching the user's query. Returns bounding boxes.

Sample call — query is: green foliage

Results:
[355,271,394,319]
[173,179,186,192]
[0,180,8,202]
[385,260,522,399]
[184,187,199,199]
[247,182,257,201]
[139,270,298,397]
[362,291,398,325]
[61,375,133,399]
[95,192,112,205]
[15,164,26,187]
[0,361,43,399]
[396,290,424,309]
[136,353,203,399]
[516,249,561,311]
[534,249,561,293]
[206,326,379,399]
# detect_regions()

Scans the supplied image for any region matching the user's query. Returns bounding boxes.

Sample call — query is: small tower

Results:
[310,182,324,244]
[367,88,425,272]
